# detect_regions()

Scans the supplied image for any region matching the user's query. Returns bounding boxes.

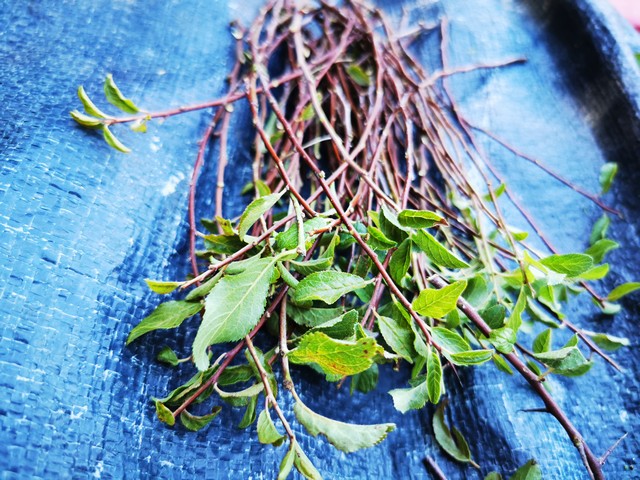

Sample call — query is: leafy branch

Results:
[71,1,635,478]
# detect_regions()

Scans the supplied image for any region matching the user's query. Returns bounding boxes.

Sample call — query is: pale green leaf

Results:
[289,332,383,376]
[427,350,443,404]
[539,253,593,277]
[599,162,618,194]
[292,271,374,305]
[532,329,552,354]
[607,282,640,301]
[238,394,258,429]
[310,310,359,339]
[492,354,513,374]
[179,407,221,431]
[70,110,103,127]
[388,381,429,413]
[192,257,277,370]
[576,263,610,280]
[412,280,467,318]
[202,234,246,255]
[590,215,610,245]
[489,327,516,354]
[485,473,503,480]
[145,279,182,295]
[506,288,527,332]
[276,217,332,251]
[104,73,140,113]
[533,346,591,376]
[586,331,630,351]
[585,239,619,264]
[101,125,131,153]
[376,313,416,362]
[294,399,395,453]
[397,209,445,228]
[413,231,469,269]
[237,190,286,240]
[77,85,110,118]
[155,400,175,426]
[431,327,470,354]
[127,300,203,345]
[278,443,296,480]
[449,349,494,366]
[293,441,323,480]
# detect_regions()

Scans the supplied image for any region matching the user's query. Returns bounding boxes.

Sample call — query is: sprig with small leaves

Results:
[72,1,635,479]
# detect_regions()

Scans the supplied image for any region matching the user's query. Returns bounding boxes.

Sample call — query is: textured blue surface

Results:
[1,0,639,478]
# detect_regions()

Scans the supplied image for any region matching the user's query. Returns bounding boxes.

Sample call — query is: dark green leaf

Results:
[350,364,378,394]
[510,459,542,480]
[532,329,552,354]
[599,162,618,194]
[289,332,383,376]
[185,271,224,301]
[214,382,263,407]
[533,346,591,375]
[481,304,506,329]
[70,110,103,127]
[102,125,131,153]
[539,253,593,277]
[346,64,371,87]
[217,364,254,386]
[145,279,182,295]
[463,275,491,307]
[127,300,203,345]
[292,271,374,305]
[192,256,277,370]
[433,402,475,464]
[376,313,416,362]
[202,234,246,255]
[294,399,395,453]
[367,225,397,250]
[77,85,110,118]
[237,190,286,240]
[311,310,359,339]
[389,238,412,285]
[154,400,175,426]
[238,394,258,429]
[397,209,446,228]
[489,327,516,354]
[586,332,630,351]
[379,205,409,243]
[104,73,140,113]
[257,408,285,446]
[276,217,333,251]
[607,282,640,301]
[157,346,180,367]
[585,239,619,264]
[179,406,221,431]
[412,280,467,318]
[287,304,345,328]
[413,231,469,269]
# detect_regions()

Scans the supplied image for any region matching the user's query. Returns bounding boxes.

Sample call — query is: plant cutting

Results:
[71,1,635,478]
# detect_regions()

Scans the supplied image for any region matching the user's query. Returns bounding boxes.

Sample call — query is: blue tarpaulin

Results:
[1,0,639,478]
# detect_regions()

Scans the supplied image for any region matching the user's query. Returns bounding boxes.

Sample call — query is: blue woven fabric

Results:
[1,0,639,478]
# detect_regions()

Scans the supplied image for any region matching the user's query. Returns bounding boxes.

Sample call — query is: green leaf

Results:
[346,64,371,87]
[389,238,412,285]
[506,288,527,332]
[202,234,246,255]
[367,225,397,250]
[481,304,506,329]
[77,85,110,118]
[539,253,593,277]
[238,394,258,429]
[288,332,383,376]
[101,125,131,153]
[278,443,296,480]
[217,364,254,387]
[449,349,494,366]
[585,239,619,264]
[287,305,345,328]
[145,279,182,295]
[599,162,618,194]
[130,117,148,132]
[489,327,516,354]
[276,217,332,251]
[257,408,285,446]
[510,459,542,480]
[379,205,409,243]
[311,310,359,339]
[389,381,429,413]
[433,402,475,465]
[127,300,203,345]
[214,382,264,407]
[397,209,446,228]
[179,407,221,431]
[294,399,395,453]
[292,441,323,480]
[533,346,591,376]
[154,400,175,426]
[350,364,378,394]
[185,271,224,301]
[70,110,103,128]
[431,327,470,354]
[590,214,610,245]
[594,299,621,315]
[532,329,552,354]
[607,282,640,301]
[492,354,513,374]
[157,346,180,367]
[292,271,374,305]
[412,280,467,318]
[485,473,503,480]
[586,332,630,351]
[577,263,610,280]
[376,313,416,362]
[427,350,443,404]
[192,256,277,370]
[413,231,469,269]
[104,73,140,113]
[242,180,272,197]
[237,190,286,240]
